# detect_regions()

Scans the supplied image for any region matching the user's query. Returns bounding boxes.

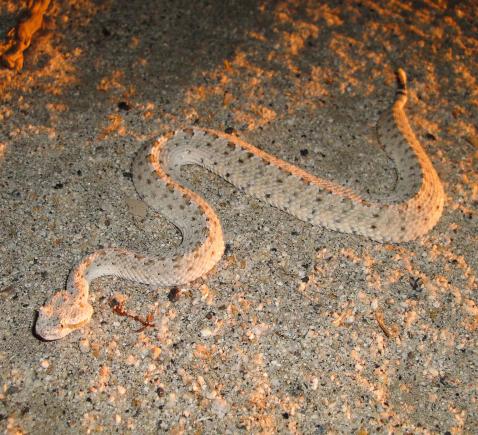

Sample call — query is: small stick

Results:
[1,0,51,71]
[110,299,155,333]
[374,310,391,338]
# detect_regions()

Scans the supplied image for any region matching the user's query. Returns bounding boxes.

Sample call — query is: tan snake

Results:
[35,69,444,340]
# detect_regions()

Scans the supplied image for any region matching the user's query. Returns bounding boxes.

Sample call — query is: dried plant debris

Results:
[1,0,51,71]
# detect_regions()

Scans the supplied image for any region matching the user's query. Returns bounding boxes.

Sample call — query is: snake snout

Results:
[35,290,94,340]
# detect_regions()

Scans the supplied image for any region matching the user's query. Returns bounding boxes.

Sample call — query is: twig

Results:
[374,310,391,338]
[110,298,155,333]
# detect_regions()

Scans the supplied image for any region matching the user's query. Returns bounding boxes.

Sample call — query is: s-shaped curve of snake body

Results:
[36,70,444,340]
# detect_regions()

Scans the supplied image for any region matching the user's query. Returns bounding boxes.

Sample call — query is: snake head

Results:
[35,290,93,340]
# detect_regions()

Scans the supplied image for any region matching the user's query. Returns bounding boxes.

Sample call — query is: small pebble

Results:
[200,328,213,338]
[167,287,180,302]
[79,338,90,353]
[150,346,161,360]
[117,101,130,111]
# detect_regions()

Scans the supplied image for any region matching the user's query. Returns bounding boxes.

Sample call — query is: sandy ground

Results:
[0,0,477,433]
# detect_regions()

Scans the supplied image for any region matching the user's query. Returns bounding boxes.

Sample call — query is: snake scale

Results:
[35,69,444,340]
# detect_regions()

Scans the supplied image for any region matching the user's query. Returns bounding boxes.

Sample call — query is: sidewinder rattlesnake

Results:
[35,69,444,340]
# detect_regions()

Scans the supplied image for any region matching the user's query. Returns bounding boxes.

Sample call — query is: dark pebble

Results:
[167,287,180,302]
[118,101,131,111]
